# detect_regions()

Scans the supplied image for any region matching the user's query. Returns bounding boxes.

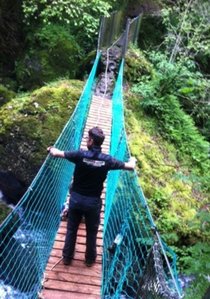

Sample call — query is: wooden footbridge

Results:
[42,95,112,299]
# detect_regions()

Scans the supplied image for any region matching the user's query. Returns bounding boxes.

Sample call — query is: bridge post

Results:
[122,18,130,58]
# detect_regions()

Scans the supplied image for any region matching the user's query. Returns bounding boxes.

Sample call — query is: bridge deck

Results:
[42,95,112,299]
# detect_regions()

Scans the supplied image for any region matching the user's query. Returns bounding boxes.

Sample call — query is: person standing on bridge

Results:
[47,126,136,267]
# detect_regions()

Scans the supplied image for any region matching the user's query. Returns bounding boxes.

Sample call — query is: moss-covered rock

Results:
[124,47,152,83]
[0,84,16,107]
[0,79,84,185]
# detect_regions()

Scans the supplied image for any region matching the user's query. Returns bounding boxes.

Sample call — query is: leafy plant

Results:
[22,0,116,50]
[15,24,83,89]
[177,209,210,298]
[132,51,209,176]
[161,0,210,70]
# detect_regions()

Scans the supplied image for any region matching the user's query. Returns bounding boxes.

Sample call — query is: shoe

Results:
[63,257,72,265]
[85,259,95,267]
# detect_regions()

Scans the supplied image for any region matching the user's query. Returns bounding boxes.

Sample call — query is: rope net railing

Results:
[102,60,182,299]
[0,52,101,298]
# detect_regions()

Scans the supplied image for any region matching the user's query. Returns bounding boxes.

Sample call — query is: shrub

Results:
[15,24,83,90]
[22,0,115,52]
[132,51,209,177]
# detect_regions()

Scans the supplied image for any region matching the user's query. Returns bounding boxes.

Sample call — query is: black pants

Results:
[63,191,102,261]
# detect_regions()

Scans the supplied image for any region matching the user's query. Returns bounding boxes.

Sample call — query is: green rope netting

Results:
[0,52,182,299]
[102,60,182,299]
[0,53,100,298]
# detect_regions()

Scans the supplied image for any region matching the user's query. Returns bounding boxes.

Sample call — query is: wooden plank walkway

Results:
[42,95,112,299]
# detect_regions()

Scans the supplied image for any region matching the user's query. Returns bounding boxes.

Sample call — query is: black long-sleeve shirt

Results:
[64,146,125,197]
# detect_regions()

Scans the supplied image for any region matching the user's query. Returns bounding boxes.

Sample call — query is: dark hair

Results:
[88,127,105,146]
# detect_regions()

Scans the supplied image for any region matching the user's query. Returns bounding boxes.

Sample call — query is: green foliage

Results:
[0,85,16,107]
[138,14,166,50]
[132,52,209,179]
[177,213,210,299]
[22,0,116,50]
[188,210,210,241]
[0,0,23,67]
[125,94,204,234]
[128,50,210,141]
[15,24,83,90]
[177,241,210,299]
[177,74,210,140]
[184,276,210,299]
[161,0,210,71]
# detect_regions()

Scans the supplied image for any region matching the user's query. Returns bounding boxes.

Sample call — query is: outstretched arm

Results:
[124,156,136,170]
[47,146,65,158]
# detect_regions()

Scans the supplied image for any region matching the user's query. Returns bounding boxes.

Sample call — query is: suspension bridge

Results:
[0,12,182,299]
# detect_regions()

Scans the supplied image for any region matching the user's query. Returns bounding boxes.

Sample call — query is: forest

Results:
[0,0,209,298]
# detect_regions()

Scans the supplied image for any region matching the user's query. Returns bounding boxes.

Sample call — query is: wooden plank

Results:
[44,280,100,295]
[47,256,102,268]
[52,240,103,253]
[46,261,101,277]
[59,222,104,230]
[42,289,100,299]
[55,234,103,246]
[50,248,102,261]
[45,271,101,286]
[57,226,103,238]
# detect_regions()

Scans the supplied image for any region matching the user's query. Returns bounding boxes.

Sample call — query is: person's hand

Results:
[124,156,136,170]
[47,146,52,152]
[129,156,137,169]
[47,146,63,157]
[47,146,56,156]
